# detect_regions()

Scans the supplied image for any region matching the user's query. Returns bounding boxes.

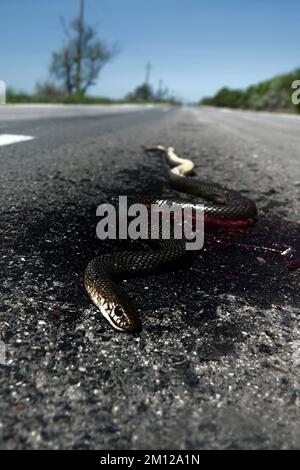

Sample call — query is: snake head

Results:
[101,300,142,333]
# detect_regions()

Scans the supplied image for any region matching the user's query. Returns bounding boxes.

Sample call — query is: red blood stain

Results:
[288,258,300,271]
[204,215,256,228]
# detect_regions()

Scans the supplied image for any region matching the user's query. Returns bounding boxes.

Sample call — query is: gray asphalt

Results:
[0,105,299,450]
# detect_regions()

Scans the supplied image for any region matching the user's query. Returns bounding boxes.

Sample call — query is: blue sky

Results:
[1,0,299,102]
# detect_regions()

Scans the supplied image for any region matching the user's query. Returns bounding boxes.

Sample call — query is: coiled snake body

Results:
[85,146,257,332]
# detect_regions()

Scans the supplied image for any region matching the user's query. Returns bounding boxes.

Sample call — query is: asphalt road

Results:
[0,104,299,450]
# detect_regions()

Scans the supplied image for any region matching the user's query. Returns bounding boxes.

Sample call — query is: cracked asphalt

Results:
[0,104,299,450]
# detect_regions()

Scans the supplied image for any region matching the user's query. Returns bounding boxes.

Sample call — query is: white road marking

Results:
[0,134,34,146]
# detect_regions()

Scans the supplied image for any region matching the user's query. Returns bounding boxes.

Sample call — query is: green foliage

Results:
[201,68,300,113]
[6,87,114,105]
[6,83,180,106]
[125,83,154,102]
[125,82,181,105]
[202,87,244,108]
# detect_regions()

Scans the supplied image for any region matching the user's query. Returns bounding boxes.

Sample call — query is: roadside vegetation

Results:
[200,68,300,113]
[6,84,180,106]
[125,83,180,105]
[6,87,115,105]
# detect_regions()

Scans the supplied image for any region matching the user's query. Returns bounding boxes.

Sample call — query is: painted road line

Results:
[0,134,34,146]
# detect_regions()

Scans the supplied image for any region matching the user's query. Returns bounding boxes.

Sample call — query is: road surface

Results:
[0,104,299,449]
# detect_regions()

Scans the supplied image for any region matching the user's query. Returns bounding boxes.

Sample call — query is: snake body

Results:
[84,146,257,332]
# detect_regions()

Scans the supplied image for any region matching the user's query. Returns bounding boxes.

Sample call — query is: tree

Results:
[125,81,180,104]
[126,83,154,102]
[50,7,118,96]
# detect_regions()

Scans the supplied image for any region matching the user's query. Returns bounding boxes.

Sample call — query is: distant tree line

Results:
[125,82,180,104]
[201,68,300,113]
[6,81,180,105]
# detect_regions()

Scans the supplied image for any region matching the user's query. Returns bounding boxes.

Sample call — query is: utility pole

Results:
[158,79,163,100]
[76,0,85,94]
[145,62,152,86]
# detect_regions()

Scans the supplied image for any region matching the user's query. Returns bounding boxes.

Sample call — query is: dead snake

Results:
[84,146,257,332]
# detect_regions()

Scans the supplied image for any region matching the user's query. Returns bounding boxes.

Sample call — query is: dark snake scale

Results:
[84,146,257,332]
